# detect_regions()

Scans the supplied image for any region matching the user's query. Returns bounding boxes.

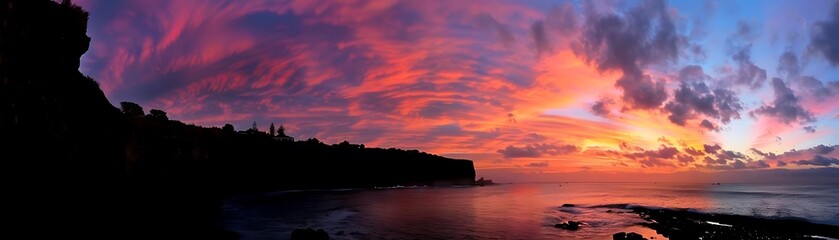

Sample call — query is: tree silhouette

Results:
[120,101,144,118]
[246,121,260,135]
[222,123,234,133]
[269,123,276,136]
[147,109,168,121]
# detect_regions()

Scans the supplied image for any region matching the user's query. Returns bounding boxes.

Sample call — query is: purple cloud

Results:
[809,2,839,66]
[752,78,815,126]
[793,155,839,167]
[497,143,579,158]
[526,161,550,168]
[575,0,682,110]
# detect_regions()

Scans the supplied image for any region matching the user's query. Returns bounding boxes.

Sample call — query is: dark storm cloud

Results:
[808,2,839,66]
[575,0,683,110]
[776,161,787,167]
[752,78,815,125]
[803,125,816,133]
[793,155,839,166]
[497,143,579,158]
[531,21,552,57]
[476,14,515,47]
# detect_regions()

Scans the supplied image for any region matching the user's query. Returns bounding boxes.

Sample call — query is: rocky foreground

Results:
[598,204,839,240]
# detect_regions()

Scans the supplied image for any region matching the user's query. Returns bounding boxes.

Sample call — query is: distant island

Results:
[1,1,475,239]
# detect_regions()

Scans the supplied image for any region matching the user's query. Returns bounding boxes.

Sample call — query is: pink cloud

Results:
[73,0,839,177]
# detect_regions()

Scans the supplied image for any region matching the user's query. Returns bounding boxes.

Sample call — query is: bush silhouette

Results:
[121,101,144,117]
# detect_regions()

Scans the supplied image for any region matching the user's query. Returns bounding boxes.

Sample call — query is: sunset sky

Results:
[74,0,839,181]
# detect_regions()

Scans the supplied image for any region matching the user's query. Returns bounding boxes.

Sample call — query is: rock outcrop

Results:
[613,232,647,240]
[555,221,582,230]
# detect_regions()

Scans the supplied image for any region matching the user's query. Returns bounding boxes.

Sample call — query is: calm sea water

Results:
[221,183,839,240]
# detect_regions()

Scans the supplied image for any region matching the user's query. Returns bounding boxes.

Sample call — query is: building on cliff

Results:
[273,125,294,142]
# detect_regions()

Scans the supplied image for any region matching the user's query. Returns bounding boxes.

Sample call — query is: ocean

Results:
[221,183,839,239]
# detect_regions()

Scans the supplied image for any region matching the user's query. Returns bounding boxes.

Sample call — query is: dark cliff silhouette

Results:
[1,0,475,239]
[123,112,476,191]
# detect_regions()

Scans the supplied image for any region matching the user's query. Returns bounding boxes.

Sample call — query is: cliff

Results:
[1,0,475,239]
[125,119,476,192]
[2,1,130,238]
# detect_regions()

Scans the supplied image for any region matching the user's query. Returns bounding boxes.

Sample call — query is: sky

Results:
[73,0,839,182]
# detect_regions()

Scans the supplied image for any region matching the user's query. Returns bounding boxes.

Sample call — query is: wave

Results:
[670,188,821,198]
[583,203,677,211]
[574,203,836,226]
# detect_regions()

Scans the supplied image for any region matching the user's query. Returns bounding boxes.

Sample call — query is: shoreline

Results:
[586,204,839,239]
